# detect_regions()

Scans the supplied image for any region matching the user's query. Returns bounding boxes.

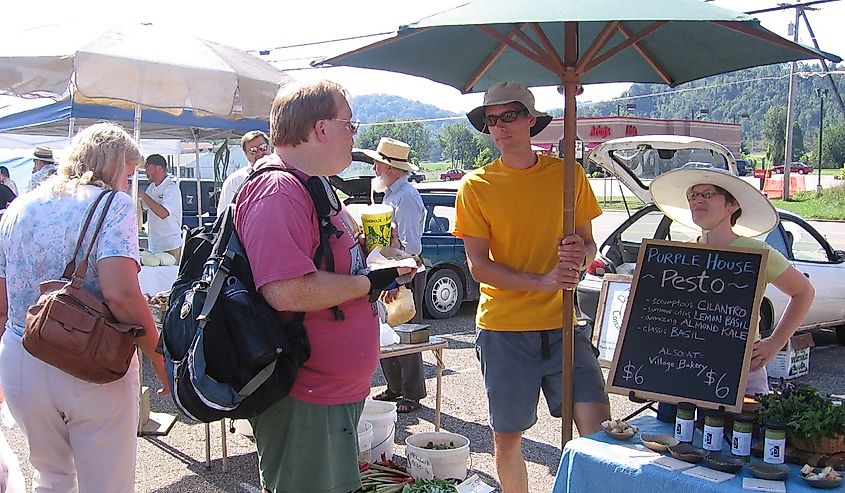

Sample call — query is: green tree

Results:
[437,123,480,168]
[822,122,845,167]
[761,105,805,165]
[473,133,500,167]
[354,119,432,163]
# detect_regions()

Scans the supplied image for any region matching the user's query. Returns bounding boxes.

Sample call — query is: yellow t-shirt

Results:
[453,155,602,331]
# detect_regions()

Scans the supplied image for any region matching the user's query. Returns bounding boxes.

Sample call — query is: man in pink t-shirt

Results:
[235,80,412,493]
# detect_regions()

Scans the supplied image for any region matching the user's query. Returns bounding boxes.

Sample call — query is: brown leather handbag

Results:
[23,190,145,384]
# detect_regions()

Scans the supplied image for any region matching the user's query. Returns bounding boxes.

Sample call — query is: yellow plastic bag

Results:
[385,286,416,327]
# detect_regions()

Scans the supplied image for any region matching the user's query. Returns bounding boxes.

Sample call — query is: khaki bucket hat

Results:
[467,82,552,137]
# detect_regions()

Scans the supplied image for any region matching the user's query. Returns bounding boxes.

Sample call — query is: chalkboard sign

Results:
[606,240,768,412]
[592,274,632,368]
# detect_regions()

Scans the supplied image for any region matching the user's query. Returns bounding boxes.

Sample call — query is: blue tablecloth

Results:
[553,415,827,493]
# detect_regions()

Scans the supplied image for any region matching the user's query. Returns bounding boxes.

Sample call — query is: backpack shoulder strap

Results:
[229,165,347,320]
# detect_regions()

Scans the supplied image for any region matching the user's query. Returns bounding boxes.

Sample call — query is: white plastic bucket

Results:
[234,419,253,437]
[357,420,373,463]
[405,431,470,480]
[360,400,398,462]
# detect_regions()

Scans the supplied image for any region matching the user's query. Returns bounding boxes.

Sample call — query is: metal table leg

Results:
[220,419,229,473]
[435,348,443,431]
[204,422,211,469]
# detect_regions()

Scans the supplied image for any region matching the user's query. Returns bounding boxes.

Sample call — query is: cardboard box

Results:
[766,333,814,380]
[394,323,430,344]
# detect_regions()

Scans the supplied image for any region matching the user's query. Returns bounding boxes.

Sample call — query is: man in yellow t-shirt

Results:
[454,82,610,493]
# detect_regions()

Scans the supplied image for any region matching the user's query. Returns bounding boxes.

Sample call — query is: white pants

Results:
[0,330,140,493]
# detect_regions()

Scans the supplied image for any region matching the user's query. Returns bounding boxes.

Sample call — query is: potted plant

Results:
[758,380,845,454]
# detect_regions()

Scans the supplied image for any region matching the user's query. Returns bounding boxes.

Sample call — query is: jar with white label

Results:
[702,410,724,452]
[764,420,787,464]
[731,413,755,461]
[674,402,696,443]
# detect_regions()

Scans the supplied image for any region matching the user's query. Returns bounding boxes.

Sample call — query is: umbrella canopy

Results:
[0,98,269,141]
[0,23,290,119]
[318,0,841,445]
[319,0,840,92]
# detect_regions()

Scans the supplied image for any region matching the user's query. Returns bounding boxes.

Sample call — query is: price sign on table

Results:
[606,240,768,412]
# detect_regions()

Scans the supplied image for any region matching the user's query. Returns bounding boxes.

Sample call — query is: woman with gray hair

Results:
[0,123,169,492]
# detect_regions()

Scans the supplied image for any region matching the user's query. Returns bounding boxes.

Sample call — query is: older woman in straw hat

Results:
[0,122,169,492]
[650,168,814,394]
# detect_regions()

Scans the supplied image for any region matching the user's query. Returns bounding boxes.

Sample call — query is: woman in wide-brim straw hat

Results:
[650,168,814,395]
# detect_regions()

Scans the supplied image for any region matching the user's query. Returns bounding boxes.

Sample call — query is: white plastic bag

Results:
[376,300,400,346]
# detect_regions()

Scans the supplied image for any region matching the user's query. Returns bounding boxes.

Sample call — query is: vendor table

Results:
[553,415,823,493]
[379,332,449,431]
[206,331,449,472]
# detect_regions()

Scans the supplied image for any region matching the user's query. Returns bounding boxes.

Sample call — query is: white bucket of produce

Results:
[405,431,470,480]
[360,400,397,462]
[234,419,253,437]
[357,420,374,463]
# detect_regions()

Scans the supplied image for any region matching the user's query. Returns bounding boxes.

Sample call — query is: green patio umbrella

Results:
[317,0,840,444]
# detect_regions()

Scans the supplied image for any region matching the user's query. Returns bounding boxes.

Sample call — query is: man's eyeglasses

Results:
[330,118,360,134]
[686,190,722,202]
[247,142,269,156]
[483,110,527,127]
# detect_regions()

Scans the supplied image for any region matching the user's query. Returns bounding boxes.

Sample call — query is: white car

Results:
[578,136,845,343]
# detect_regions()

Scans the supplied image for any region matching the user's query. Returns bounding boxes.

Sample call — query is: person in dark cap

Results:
[139,154,183,262]
[27,146,57,192]
[455,82,609,493]
[0,166,18,196]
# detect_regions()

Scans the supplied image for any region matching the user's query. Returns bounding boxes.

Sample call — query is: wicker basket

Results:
[791,434,845,454]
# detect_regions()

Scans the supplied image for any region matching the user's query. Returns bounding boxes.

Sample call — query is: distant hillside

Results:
[569,62,845,143]
[351,94,463,133]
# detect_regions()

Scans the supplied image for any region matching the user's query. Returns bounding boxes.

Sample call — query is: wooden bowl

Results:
[749,463,790,481]
[668,443,709,463]
[801,468,844,489]
[601,421,638,440]
[640,434,679,453]
[704,454,744,473]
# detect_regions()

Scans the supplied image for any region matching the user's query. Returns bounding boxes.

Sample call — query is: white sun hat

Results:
[650,168,778,237]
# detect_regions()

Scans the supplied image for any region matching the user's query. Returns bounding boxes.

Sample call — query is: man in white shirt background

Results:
[216,130,271,216]
[140,154,183,262]
[366,137,427,413]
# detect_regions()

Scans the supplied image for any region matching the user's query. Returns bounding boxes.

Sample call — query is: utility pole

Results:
[798,7,845,118]
[782,6,800,201]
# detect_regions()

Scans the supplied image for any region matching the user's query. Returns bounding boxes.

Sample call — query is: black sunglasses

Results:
[483,109,527,127]
[247,142,269,155]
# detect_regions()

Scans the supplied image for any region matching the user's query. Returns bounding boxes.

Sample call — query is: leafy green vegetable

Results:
[758,379,845,441]
[423,441,456,450]
[401,478,459,493]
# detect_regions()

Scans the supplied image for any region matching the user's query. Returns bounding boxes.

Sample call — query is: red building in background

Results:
[531,116,742,159]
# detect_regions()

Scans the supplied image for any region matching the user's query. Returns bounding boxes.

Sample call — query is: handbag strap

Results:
[65,191,119,287]
[61,190,110,280]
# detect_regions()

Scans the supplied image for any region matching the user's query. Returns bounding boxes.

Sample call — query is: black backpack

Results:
[161,166,342,422]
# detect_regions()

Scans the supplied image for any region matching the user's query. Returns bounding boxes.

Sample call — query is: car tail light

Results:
[586,258,609,276]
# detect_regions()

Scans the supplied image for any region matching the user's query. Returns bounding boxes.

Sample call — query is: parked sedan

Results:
[440,169,467,181]
[579,136,845,343]
[772,162,814,174]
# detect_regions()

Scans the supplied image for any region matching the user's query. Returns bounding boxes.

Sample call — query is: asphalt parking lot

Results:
[4,304,843,492]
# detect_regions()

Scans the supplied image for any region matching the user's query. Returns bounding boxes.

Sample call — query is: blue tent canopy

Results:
[0,99,269,141]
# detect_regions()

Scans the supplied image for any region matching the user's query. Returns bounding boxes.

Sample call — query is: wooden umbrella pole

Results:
[561,22,579,446]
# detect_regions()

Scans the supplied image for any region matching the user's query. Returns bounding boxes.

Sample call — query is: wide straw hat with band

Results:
[466,82,553,137]
[361,137,418,172]
[650,168,778,237]
[33,146,55,163]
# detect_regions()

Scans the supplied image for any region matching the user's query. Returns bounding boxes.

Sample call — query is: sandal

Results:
[396,399,421,414]
[373,389,402,402]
